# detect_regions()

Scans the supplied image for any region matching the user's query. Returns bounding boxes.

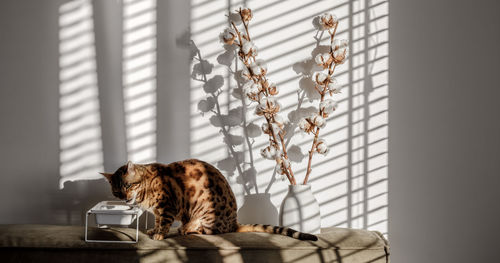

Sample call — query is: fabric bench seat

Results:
[0,224,389,262]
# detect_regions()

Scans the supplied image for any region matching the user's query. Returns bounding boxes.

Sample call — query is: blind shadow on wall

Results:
[189,0,389,235]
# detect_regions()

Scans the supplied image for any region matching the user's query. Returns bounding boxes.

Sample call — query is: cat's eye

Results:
[124,183,132,189]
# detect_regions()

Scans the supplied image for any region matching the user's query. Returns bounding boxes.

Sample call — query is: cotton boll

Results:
[314,53,324,65]
[316,139,330,155]
[298,117,312,133]
[250,59,267,75]
[261,122,281,136]
[255,98,274,116]
[248,86,261,101]
[312,13,338,31]
[243,81,261,99]
[327,78,341,94]
[228,12,242,25]
[333,49,344,59]
[240,8,253,22]
[250,83,261,93]
[260,146,278,160]
[314,54,322,65]
[239,68,252,81]
[288,106,318,123]
[315,53,332,68]
[255,104,265,116]
[333,39,349,50]
[261,123,270,134]
[219,27,238,45]
[257,97,280,115]
[262,123,281,136]
[315,72,328,84]
[319,99,337,114]
[275,157,290,174]
[260,147,273,160]
[281,158,291,169]
[242,41,258,56]
[242,41,252,54]
[327,83,341,94]
[275,164,286,175]
[311,113,325,128]
[268,82,278,95]
[274,101,282,114]
[333,47,348,64]
[319,13,338,30]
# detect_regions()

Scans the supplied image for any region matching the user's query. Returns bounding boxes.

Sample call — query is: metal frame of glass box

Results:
[85,201,145,243]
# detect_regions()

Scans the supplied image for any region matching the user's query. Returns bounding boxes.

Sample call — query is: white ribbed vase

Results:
[237,193,278,225]
[279,184,321,234]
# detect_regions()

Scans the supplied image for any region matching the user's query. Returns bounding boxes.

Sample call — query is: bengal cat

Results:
[101,159,318,241]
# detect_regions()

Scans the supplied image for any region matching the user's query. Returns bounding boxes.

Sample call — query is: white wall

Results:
[389,0,500,262]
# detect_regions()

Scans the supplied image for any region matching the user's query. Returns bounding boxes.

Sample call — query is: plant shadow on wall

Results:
[175,31,277,224]
[189,0,389,235]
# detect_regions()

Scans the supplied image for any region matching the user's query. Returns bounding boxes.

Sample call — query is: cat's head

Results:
[100,161,142,204]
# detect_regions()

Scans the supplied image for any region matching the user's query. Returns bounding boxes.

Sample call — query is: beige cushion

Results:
[0,224,389,262]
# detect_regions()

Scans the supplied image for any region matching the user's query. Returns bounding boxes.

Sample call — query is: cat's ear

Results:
[124,161,140,183]
[100,172,113,181]
[127,161,134,173]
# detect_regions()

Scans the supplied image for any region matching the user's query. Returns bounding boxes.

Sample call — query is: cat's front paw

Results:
[147,229,157,237]
[152,233,167,240]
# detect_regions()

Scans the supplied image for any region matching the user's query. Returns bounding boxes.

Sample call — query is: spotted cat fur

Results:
[101,159,317,241]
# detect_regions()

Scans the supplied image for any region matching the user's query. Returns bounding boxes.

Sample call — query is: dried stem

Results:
[303,23,340,185]
[231,9,296,185]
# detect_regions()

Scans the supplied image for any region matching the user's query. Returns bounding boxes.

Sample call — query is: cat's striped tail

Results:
[236,223,318,241]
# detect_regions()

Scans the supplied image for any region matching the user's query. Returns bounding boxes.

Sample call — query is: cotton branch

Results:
[302,14,348,185]
[221,8,297,185]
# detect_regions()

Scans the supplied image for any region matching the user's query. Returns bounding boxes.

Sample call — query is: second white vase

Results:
[237,193,278,225]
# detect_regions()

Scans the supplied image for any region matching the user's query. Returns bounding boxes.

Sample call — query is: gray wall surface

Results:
[0,0,190,225]
[389,0,500,262]
[0,0,65,224]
